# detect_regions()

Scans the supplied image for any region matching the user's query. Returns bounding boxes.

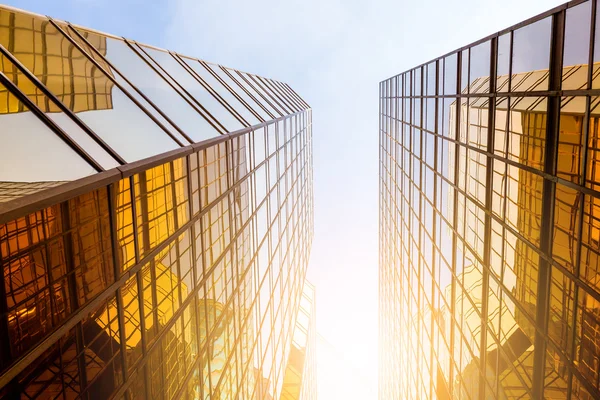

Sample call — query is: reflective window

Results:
[141,45,245,133]
[0,53,119,169]
[72,27,220,142]
[181,57,261,126]
[0,82,96,184]
[558,96,586,183]
[205,63,272,121]
[469,41,491,94]
[497,33,511,92]
[507,97,547,171]
[234,70,280,118]
[563,1,591,90]
[426,62,436,96]
[0,11,181,162]
[512,17,552,91]
[444,54,457,95]
[245,73,288,115]
[262,77,300,112]
[587,97,600,191]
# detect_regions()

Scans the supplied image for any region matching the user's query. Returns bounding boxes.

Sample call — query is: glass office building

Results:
[380,0,600,398]
[0,5,314,400]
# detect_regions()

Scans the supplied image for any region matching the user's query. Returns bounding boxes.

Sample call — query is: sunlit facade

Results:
[280,281,316,400]
[380,0,600,398]
[0,4,314,400]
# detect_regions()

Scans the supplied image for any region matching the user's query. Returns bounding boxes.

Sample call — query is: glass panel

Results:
[580,194,600,293]
[507,97,547,171]
[563,1,591,90]
[460,49,469,94]
[558,96,586,183]
[506,166,544,246]
[414,67,422,97]
[0,53,119,170]
[233,70,279,118]
[258,76,296,113]
[497,33,511,93]
[553,184,580,273]
[587,97,600,192]
[59,24,189,146]
[0,81,96,189]
[248,74,289,115]
[264,78,300,112]
[575,287,600,393]
[469,41,491,94]
[181,57,260,126]
[0,11,181,162]
[444,54,457,95]
[593,0,600,88]
[427,62,436,96]
[512,17,552,91]
[141,46,244,133]
[72,27,220,142]
[205,63,272,121]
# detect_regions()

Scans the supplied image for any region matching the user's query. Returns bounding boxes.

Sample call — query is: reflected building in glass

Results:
[380,0,600,399]
[0,4,314,400]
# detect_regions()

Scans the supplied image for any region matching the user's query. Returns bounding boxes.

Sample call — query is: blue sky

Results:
[6,0,566,397]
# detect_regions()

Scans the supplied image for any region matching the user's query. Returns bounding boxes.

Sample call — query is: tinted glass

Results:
[0,53,119,169]
[0,11,180,162]
[206,63,272,121]
[73,27,220,142]
[512,17,552,91]
[0,82,96,185]
[141,45,245,133]
[234,70,281,117]
[181,57,261,126]
[563,1,591,90]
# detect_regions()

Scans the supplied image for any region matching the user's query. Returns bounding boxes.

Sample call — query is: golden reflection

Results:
[0,5,313,395]
[0,9,114,114]
[381,9,600,397]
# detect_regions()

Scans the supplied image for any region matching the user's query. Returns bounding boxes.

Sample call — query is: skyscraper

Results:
[380,0,600,398]
[0,4,314,399]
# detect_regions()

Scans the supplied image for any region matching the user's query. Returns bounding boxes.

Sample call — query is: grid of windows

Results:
[0,5,308,197]
[0,110,314,399]
[380,1,600,398]
[0,5,315,400]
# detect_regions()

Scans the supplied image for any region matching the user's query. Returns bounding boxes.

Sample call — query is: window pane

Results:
[233,70,280,118]
[512,17,552,91]
[141,45,245,133]
[563,1,591,90]
[0,11,181,162]
[0,82,96,187]
[244,73,288,115]
[73,27,220,142]
[469,41,491,94]
[205,63,272,121]
[0,53,119,169]
[181,57,260,126]
[261,77,299,112]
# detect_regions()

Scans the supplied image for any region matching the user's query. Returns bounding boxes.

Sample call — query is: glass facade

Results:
[380,1,600,399]
[280,281,316,400]
[0,5,315,400]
